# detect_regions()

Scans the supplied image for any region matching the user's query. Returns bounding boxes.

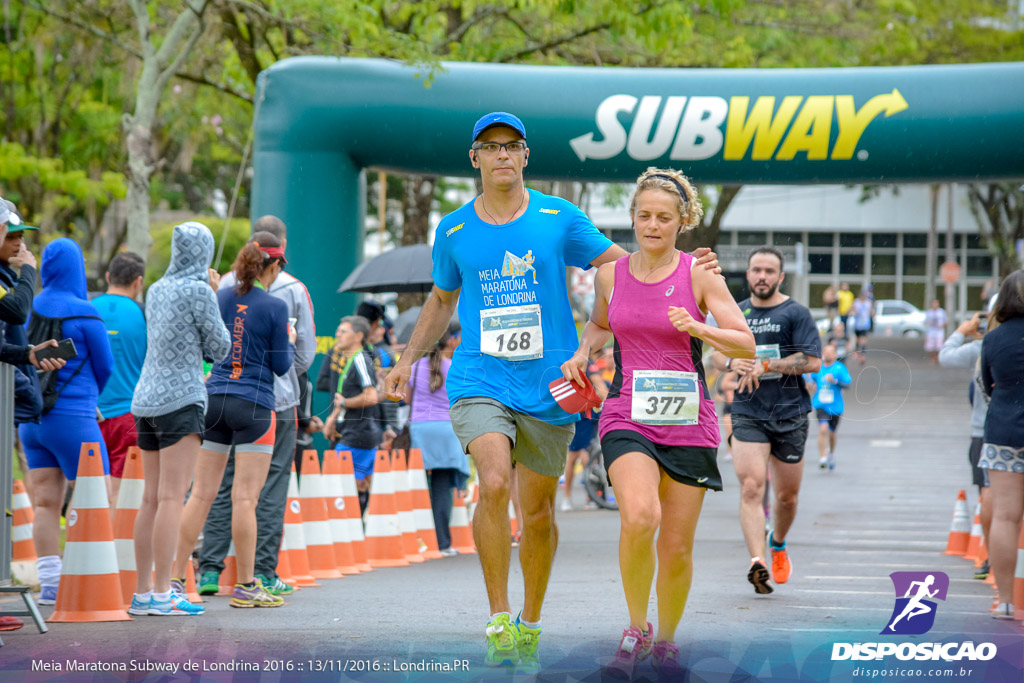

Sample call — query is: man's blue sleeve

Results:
[431,226,461,292]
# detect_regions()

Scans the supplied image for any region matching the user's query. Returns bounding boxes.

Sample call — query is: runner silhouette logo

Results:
[882,571,949,635]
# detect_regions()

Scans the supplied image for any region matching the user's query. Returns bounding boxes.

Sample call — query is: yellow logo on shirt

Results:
[445,222,465,237]
[539,208,560,215]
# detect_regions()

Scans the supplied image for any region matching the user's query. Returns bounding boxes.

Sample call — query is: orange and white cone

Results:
[12,479,36,562]
[1014,521,1024,622]
[299,450,341,579]
[113,447,144,608]
[943,490,971,556]
[322,449,360,575]
[449,489,476,554]
[467,482,479,521]
[338,451,372,572]
[217,542,238,595]
[964,501,984,564]
[508,499,518,538]
[407,449,441,560]
[282,464,317,587]
[364,451,409,568]
[49,443,129,622]
[391,450,425,563]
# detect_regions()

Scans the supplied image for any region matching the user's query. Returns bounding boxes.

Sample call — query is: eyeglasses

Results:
[472,140,527,155]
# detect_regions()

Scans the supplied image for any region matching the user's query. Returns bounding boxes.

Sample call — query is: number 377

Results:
[645,396,686,415]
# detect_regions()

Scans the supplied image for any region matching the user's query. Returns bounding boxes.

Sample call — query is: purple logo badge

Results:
[882,571,949,635]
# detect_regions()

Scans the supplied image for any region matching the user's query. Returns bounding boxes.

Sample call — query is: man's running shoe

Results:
[197,570,220,596]
[128,593,152,616]
[150,593,205,616]
[439,547,459,557]
[650,640,682,675]
[256,574,294,596]
[974,560,990,580]
[484,613,519,667]
[514,613,542,673]
[230,580,284,608]
[748,558,773,594]
[606,622,653,679]
[818,455,828,469]
[170,578,186,595]
[827,451,836,470]
[560,497,573,512]
[768,532,792,584]
[37,585,58,605]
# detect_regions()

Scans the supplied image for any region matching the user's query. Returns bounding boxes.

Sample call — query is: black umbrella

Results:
[337,243,434,294]
[394,305,460,346]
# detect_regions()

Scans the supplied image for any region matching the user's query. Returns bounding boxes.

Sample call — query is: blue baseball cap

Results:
[472,112,526,142]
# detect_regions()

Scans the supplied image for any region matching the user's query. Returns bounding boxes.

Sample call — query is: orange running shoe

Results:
[769,532,791,584]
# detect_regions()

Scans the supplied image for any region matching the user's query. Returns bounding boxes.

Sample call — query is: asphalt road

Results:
[2,337,1021,682]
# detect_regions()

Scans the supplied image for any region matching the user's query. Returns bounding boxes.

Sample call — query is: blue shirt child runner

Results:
[809,360,852,416]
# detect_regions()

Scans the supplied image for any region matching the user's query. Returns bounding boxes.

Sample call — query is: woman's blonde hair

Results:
[629,167,704,232]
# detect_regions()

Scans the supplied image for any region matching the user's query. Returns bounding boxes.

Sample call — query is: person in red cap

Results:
[172,230,294,609]
[562,167,754,677]
[385,113,721,670]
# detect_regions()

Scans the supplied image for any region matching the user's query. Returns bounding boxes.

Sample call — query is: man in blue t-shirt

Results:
[805,342,851,471]
[384,112,718,669]
[94,251,147,507]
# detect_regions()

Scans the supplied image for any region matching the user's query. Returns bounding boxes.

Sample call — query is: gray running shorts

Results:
[449,397,575,478]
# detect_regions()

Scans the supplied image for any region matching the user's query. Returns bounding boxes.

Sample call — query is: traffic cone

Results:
[299,450,341,579]
[407,449,442,560]
[391,450,425,563]
[282,464,317,587]
[49,443,129,622]
[964,501,984,564]
[1014,521,1024,622]
[113,447,144,608]
[508,499,518,538]
[449,489,476,554]
[338,451,372,572]
[322,449,360,575]
[467,481,479,521]
[11,479,37,574]
[943,490,971,556]
[217,542,238,595]
[184,556,203,603]
[364,451,409,568]
[274,544,301,591]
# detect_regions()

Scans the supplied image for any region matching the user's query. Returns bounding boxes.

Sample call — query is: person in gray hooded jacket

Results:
[130,221,230,616]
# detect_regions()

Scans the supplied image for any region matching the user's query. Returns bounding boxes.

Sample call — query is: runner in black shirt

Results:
[715,246,821,594]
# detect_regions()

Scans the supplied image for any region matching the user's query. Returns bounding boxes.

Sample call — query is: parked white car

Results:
[817,299,927,338]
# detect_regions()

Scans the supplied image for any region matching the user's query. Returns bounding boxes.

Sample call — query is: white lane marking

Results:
[787,605,997,617]
[795,589,980,599]
[803,575,979,584]
[869,440,902,447]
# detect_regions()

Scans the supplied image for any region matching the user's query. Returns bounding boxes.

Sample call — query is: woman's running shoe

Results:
[992,603,1014,620]
[606,622,653,679]
[651,641,682,674]
[748,558,773,594]
[170,578,186,595]
[230,580,284,608]
[128,593,152,616]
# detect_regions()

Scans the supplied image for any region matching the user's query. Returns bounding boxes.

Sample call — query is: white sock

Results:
[135,591,153,602]
[153,591,172,603]
[37,555,61,588]
[519,615,541,629]
[489,612,512,622]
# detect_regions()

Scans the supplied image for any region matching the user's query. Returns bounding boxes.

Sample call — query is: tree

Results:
[968,184,1024,277]
[123,0,211,258]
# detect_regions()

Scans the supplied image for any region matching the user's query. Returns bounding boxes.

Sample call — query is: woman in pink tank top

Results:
[561,168,754,675]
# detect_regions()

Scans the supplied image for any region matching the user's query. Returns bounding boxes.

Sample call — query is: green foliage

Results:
[145,215,250,287]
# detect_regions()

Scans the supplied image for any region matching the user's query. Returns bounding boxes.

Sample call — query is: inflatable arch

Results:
[250,57,1024,334]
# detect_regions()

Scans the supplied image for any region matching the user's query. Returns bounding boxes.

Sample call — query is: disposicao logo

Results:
[883,571,947,635]
[831,571,997,663]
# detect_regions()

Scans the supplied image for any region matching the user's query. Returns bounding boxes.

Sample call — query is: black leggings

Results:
[428,468,459,550]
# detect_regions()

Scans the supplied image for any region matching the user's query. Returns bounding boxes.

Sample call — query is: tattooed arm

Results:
[734,350,821,393]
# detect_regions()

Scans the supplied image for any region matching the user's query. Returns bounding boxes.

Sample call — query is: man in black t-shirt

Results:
[715,246,821,595]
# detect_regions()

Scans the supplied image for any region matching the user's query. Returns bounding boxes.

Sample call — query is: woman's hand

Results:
[734,358,764,393]
[560,349,590,386]
[691,247,722,275]
[668,306,700,336]
[208,268,221,291]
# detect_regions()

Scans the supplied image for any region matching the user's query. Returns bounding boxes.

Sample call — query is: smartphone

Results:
[288,317,298,337]
[978,312,988,333]
[35,338,77,361]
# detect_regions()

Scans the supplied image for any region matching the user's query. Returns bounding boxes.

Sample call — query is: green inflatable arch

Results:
[250,57,1024,337]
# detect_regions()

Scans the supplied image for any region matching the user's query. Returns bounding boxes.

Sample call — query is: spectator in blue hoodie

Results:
[19,238,114,605]
[174,233,293,609]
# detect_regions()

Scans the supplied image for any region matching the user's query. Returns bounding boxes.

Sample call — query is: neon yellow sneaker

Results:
[484,613,519,667]
[515,612,541,673]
